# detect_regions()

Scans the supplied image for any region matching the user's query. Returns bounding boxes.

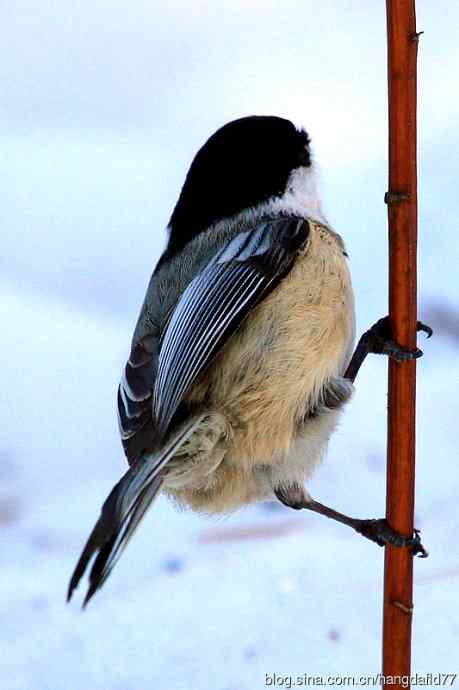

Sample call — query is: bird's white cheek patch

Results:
[268,165,326,225]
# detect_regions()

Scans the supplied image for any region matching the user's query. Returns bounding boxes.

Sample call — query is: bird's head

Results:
[166,115,320,261]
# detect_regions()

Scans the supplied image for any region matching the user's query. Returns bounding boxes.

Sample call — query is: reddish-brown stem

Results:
[383,0,419,682]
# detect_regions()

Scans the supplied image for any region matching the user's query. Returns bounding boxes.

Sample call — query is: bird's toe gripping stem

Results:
[354,517,428,558]
[364,316,432,362]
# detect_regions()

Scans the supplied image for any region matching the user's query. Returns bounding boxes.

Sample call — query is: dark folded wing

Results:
[116,333,159,463]
[153,216,310,436]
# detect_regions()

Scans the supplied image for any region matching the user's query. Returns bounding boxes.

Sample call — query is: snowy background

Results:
[1,1,459,688]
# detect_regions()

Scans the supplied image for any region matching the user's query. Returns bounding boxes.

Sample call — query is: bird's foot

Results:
[354,517,428,557]
[364,316,432,362]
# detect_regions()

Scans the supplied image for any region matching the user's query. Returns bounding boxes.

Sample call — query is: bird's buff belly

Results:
[164,225,355,512]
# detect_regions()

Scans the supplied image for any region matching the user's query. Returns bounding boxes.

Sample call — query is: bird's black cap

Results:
[165,116,311,263]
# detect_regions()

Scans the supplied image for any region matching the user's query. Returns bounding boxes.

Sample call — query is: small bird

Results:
[68,115,430,606]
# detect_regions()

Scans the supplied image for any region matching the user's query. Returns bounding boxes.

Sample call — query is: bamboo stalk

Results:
[382,0,420,681]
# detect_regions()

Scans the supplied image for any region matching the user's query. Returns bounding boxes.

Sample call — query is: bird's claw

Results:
[382,341,423,361]
[417,321,433,339]
[412,529,429,558]
[365,316,433,362]
[354,518,428,558]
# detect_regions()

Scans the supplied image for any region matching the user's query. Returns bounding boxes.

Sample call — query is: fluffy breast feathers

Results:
[164,221,355,512]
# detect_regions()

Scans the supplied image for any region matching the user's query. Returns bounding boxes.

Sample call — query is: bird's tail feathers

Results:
[67,415,204,606]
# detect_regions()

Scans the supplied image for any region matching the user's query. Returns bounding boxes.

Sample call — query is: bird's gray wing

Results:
[153,216,310,437]
[117,332,160,464]
[68,216,310,605]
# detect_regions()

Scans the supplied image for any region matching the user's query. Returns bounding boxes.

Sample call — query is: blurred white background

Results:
[1,2,458,688]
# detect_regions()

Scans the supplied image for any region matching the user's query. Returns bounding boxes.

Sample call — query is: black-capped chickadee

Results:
[68,115,430,606]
